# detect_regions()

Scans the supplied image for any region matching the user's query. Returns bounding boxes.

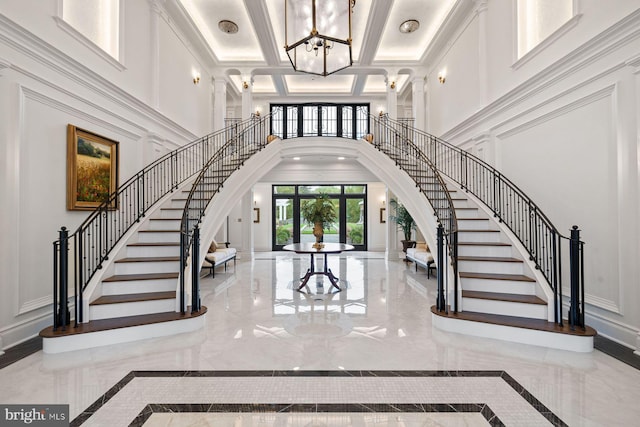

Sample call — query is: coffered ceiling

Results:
[176,0,459,97]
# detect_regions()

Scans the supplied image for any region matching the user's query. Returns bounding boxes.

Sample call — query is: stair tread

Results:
[39,307,208,338]
[139,229,180,233]
[150,218,180,221]
[91,291,176,305]
[459,271,535,282]
[103,272,179,282]
[458,218,489,221]
[454,207,479,210]
[430,306,596,336]
[458,256,523,263]
[463,290,545,304]
[458,242,511,246]
[458,229,500,232]
[115,256,180,263]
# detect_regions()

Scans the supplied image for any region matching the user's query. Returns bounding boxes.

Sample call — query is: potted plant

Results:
[389,198,416,253]
[300,195,337,248]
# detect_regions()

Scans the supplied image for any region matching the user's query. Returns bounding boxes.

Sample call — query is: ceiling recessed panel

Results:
[181,0,264,62]
[375,0,456,61]
[362,75,386,93]
[285,74,354,93]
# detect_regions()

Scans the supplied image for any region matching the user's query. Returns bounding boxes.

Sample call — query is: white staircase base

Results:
[432,312,594,353]
[42,314,206,354]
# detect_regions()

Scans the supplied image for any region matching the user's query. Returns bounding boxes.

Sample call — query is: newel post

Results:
[57,227,71,329]
[569,225,583,329]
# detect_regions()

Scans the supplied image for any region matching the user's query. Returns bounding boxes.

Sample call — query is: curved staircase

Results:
[41,112,594,353]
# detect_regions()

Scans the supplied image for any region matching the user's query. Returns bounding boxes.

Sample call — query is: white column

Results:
[213,77,227,131]
[475,0,489,107]
[411,77,426,131]
[149,0,165,109]
[241,77,253,121]
[386,77,398,120]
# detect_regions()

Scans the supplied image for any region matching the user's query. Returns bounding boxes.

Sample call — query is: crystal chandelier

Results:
[284,0,355,77]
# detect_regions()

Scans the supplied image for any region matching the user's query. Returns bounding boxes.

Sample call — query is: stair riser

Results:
[102,278,177,296]
[452,199,470,208]
[457,220,491,230]
[454,210,481,219]
[148,219,181,230]
[458,261,524,275]
[126,245,179,258]
[160,210,184,219]
[170,199,210,209]
[462,298,547,319]
[458,231,501,243]
[460,278,536,295]
[138,231,180,243]
[114,261,180,275]
[458,245,513,258]
[89,299,176,320]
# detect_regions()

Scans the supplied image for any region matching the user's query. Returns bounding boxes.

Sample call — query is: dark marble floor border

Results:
[129,402,503,427]
[71,370,567,427]
[0,336,42,369]
[594,335,640,370]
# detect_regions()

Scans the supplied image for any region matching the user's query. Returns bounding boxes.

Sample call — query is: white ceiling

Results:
[178,0,458,97]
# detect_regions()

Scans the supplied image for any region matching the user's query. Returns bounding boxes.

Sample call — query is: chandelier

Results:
[284,0,355,77]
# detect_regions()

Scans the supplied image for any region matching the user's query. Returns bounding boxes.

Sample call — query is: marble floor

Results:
[0,252,639,426]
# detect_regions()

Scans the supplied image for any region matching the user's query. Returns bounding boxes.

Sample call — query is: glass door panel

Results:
[273,197,294,250]
[346,197,366,248]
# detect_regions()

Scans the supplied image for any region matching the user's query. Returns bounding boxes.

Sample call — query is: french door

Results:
[272,185,367,251]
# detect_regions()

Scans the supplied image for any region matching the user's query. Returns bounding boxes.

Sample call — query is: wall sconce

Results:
[255,110,261,117]
[193,74,200,85]
[379,110,384,116]
[390,81,396,89]
[243,81,249,89]
[438,71,446,84]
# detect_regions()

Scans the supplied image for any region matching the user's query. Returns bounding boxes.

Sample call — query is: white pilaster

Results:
[241,76,253,121]
[149,0,165,109]
[242,191,253,252]
[213,77,227,131]
[386,76,398,120]
[411,77,426,131]
[475,0,489,106]
[625,55,640,356]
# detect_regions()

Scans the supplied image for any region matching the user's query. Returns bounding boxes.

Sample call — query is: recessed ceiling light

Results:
[338,157,345,160]
[218,20,238,34]
[293,157,301,160]
[399,19,420,34]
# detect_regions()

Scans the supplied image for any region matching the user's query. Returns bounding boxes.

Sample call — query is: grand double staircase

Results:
[41,113,594,353]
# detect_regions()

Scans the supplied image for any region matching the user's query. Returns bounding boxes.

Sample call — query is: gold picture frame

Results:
[67,125,119,210]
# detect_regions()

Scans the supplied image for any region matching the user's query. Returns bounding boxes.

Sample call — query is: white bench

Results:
[406,243,435,278]
[202,241,237,277]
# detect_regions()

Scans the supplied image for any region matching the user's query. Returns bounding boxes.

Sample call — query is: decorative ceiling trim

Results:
[359,0,393,65]
[243,0,280,67]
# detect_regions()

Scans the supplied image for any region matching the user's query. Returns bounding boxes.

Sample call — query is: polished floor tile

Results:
[0,252,639,426]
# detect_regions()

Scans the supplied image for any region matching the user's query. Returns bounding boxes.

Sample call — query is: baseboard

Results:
[0,310,53,351]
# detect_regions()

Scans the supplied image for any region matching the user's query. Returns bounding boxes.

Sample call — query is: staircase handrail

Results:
[370,114,459,313]
[387,120,585,327]
[178,114,272,314]
[51,118,254,329]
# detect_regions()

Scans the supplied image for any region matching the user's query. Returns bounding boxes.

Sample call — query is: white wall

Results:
[426,1,640,350]
[0,0,213,349]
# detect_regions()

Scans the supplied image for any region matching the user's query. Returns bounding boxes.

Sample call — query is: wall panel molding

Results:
[441,9,640,141]
[17,296,52,316]
[494,84,615,139]
[0,14,196,141]
[21,85,142,141]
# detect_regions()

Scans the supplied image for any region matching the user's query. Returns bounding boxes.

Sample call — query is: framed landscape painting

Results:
[67,125,119,210]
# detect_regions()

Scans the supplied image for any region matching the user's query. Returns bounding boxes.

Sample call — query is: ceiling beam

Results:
[358,0,394,65]
[243,0,281,67]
